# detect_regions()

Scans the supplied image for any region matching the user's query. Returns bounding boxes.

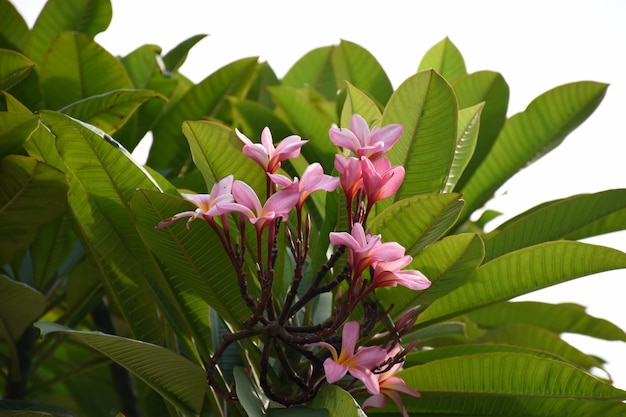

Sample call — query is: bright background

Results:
[14,0,626,388]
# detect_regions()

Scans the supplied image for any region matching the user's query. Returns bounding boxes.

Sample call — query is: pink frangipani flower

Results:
[371,256,431,291]
[362,346,420,417]
[308,321,387,394]
[221,180,300,231]
[156,175,235,229]
[361,156,405,206]
[329,114,403,159]
[236,127,307,174]
[334,155,364,203]
[268,162,339,208]
[329,223,406,275]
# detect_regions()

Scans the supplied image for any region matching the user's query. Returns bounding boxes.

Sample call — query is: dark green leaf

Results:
[0,48,35,90]
[162,34,207,72]
[0,155,67,263]
[0,111,39,157]
[0,275,46,342]
[36,322,207,416]
[0,0,29,51]
[283,45,337,101]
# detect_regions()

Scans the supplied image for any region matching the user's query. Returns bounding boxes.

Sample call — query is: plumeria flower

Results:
[329,223,406,275]
[329,114,403,159]
[361,156,405,206]
[156,175,235,229]
[236,127,307,174]
[220,180,300,231]
[334,155,364,203]
[268,162,340,209]
[308,321,387,394]
[371,256,431,291]
[362,346,421,417]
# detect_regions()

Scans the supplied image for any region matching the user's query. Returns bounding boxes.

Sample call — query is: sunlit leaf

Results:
[61,89,165,135]
[459,81,608,219]
[282,45,337,101]
[0,48,34,90]
[417,241,626,326]
[467,301,626,342]
[0,155,67,264]
[39,32,133,109]
[484,189,626,261]
[443,102,483,192]
[418,37,467,84]
[36,322,207,416]
[307,385,360,417]
[26,0,112,64]
[340,81,382,128]
[382,70,458,197]
[333,40,393,106]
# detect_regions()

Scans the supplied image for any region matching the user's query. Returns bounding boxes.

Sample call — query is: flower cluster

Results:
[157,114,430,413]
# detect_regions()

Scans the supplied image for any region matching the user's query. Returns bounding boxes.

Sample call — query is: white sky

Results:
[15,0,626,388]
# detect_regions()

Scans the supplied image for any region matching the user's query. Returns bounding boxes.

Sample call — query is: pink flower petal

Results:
[323,358,349,383]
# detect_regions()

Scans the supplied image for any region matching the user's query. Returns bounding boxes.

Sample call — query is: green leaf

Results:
[30,215,76,291]
[121,44,161,89]
[417,241,626,326]
[0,155,67,264]
[0,48,35,90]
[483,189,626,261]
[382,70,458,197]
[36,111,164,344]
[0,399,75,417]
[132,189,250,328]
[282,45,337,101]
[268,85,337,172]
[399,352,626,399]
[0,275,46,342]
[183,120,265,193]
[0,111,39,157]
[0,1,29,51]
[340,81,382,128]
[452,70,509,190]
[26,0,112,64]
[376,233,484,320]
[443,102,483,192]
[148,57,259,174]
[459,81,608,219]
[467,301,626,342]
[332,40,393,106]
[234,366,267,417]
[418,37,467,84]
[162,34,207,72]
[36,322,207,416]
[369,193,464,256]
[230,98,295,144]
[39,32,133,110]
[61,89,165,135]
[307,385,360,417]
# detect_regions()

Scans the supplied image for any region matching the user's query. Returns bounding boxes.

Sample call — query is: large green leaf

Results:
[332,40,393,106]
[459,81,608,219]
[39,31,133,109]
[36,322,207,416]
[132,189,251,329]
[61,89,165,135]
[483,189,626,261]
[418,37,467,84]
[307,385,361,417]
[417,241,626,326]
[0,275,46,342]
[282,46,337,101]
[452,70,509,190]
[148,57,259,173]
[0,155,67,264]
[25,0,112,64]
[0,111,39,157]
[230,98,295,145]
[162,34,208,72]
[268,85,337,172]
[0,0,29,51]
[369,193,464,256]
[35,111,163,344]
[376,233,484,320]
[382,70,458,197]
[442,102,483,192]
[467,301,626,342]
[0,48,34,90]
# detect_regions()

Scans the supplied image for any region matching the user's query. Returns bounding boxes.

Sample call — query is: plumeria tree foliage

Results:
[1,0,626,416]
